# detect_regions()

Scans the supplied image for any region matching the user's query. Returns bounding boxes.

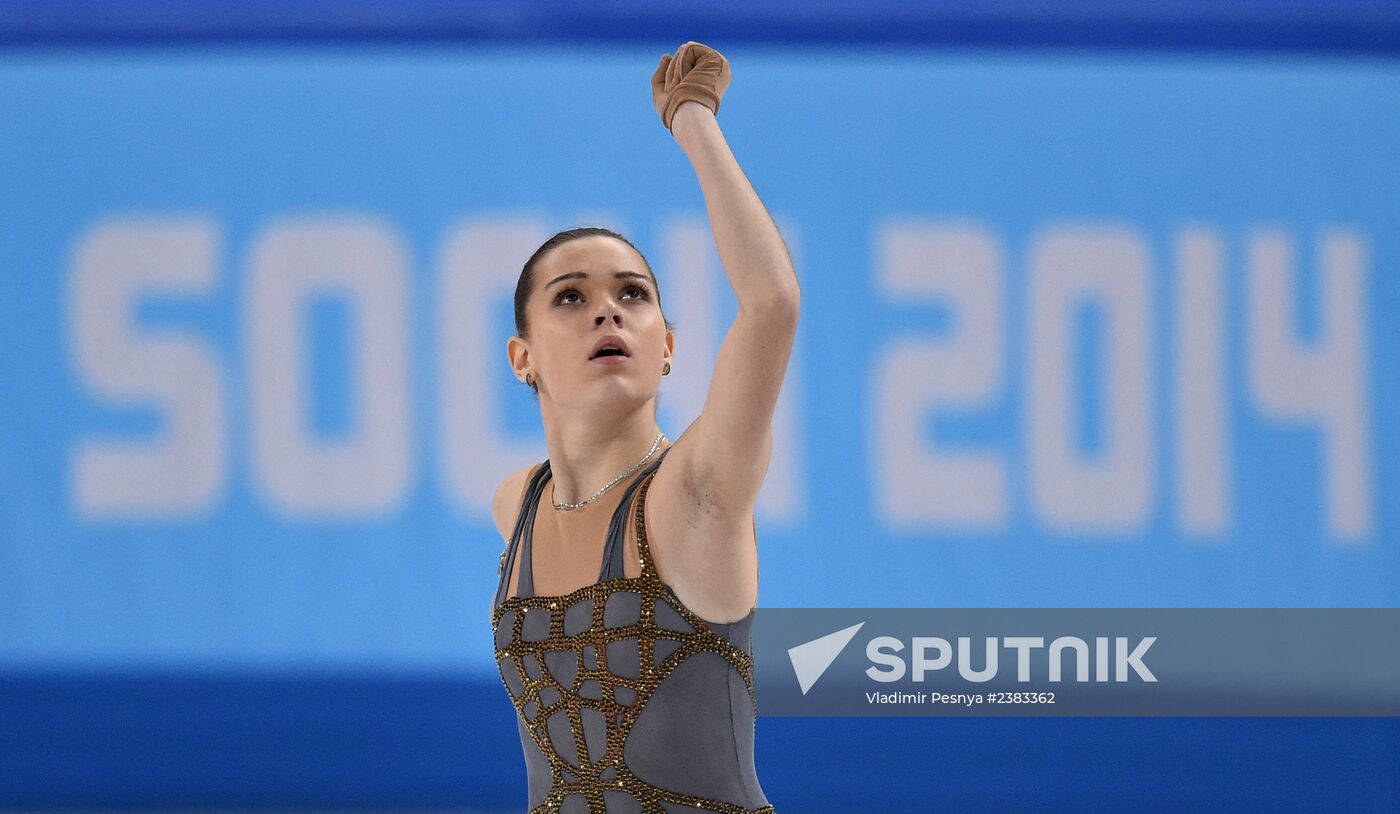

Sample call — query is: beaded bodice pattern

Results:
[491,453,774,813]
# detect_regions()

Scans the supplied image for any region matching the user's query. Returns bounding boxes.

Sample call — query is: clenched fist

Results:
[650,41,731,131]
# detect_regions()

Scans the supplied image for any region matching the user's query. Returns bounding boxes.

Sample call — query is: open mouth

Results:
[589,336,632,361]
[590,350,630,364]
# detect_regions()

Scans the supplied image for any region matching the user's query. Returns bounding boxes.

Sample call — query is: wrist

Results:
[670,101,716,145]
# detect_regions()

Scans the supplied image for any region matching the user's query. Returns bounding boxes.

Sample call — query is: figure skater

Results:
[490,41,798,813]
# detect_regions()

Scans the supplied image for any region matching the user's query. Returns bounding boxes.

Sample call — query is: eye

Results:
[553,284,651,306]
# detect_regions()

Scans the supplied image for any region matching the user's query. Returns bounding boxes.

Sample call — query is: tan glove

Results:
[650,41,732,131]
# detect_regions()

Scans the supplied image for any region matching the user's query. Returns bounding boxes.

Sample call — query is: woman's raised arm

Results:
[652,42,800,527]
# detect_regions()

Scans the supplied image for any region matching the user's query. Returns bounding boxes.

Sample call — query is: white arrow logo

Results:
[787,622,865,695]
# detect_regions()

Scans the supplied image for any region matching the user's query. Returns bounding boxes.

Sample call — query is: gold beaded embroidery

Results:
[492,469,773,814]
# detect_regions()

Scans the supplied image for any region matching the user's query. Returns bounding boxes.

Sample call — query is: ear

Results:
[507,335,530,382]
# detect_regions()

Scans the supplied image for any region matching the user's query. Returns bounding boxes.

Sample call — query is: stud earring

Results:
[662,362,671,376]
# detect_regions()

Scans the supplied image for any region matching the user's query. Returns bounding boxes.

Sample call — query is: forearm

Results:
[670,102,799,309]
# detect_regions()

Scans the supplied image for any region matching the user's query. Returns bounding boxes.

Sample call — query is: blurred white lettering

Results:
[69,217,226,519]
[1027,224,1153,533]
[1246,229,1374,541]
[1175,227,1232,538]
[246,216,413,517]
[874,221,1008,529]
[437,217,549,511]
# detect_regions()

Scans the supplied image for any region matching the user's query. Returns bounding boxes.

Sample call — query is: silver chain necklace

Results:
[551,431,668,511]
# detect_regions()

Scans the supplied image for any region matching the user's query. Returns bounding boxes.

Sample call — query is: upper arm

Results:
[491,464,537,546]
[673,296,799,514]
[641,294,797,623]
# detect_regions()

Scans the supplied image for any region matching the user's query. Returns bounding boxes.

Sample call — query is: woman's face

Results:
[516,235,672,407]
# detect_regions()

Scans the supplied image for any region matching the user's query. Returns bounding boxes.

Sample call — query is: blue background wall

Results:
[1,2,1397,811]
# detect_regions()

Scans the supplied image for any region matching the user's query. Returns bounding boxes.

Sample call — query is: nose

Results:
[594,303,622,327]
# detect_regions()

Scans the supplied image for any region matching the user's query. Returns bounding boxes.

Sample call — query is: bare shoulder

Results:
[491,463,539,546]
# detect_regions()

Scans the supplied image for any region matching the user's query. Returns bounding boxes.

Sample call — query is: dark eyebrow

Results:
[545,270,651,290]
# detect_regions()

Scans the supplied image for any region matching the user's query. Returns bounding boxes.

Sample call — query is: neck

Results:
[539,400,668,506]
